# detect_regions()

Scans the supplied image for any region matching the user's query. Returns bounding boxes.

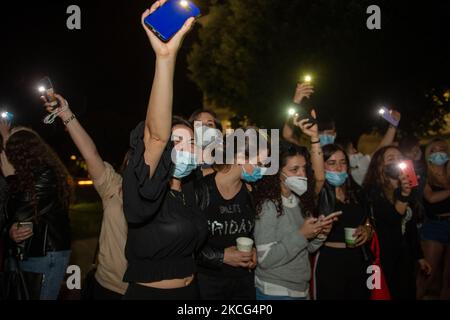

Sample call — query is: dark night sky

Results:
[0,0,449,168]
[1,0,204,168]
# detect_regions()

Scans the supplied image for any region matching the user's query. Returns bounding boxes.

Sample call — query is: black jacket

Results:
[4,168,71,258]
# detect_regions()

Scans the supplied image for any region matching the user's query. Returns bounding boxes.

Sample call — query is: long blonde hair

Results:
[425,138,450,187]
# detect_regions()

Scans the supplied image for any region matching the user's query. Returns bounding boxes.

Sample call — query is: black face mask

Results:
[384,163,401,180]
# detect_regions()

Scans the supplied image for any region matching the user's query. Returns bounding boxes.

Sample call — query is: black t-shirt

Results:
[122,122,208,283]
[198,173,255,278]
[326,200,367,243]
[424,185,450,218]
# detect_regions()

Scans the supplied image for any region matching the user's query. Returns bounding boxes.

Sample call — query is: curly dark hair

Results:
[5,129,74,210]
[253,142,316,218]
[322,144,362,204]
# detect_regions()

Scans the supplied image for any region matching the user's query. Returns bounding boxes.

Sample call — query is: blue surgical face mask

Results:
[173,150,198,179]
[429,152,449,166]
[241,165,267,183]
[319,134,336,147]
[325,171,348,187]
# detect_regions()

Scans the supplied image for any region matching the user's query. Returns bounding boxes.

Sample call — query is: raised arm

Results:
[42,95,105,182]
[282,83,315,145]
[140,2,195,178]
[295,110,325,195]
[371,110,401,156]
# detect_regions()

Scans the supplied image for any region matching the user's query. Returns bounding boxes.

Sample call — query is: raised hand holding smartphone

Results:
[378,107,399,127]
[144,0,200,43]
[38,76,59,110]
[399,160,419,188]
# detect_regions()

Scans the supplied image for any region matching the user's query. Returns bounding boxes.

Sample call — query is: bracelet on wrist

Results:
[311,140,320,145]
[63,114,76,126]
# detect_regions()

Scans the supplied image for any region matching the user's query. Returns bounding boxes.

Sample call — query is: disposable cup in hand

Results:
[344,228,357,248]
[236,237,254,252]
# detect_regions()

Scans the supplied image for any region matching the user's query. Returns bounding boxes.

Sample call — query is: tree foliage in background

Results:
[188,0,450,138]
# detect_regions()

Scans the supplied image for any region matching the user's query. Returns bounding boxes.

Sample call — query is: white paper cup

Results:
[236,237,254,252]
[344,228,357,248]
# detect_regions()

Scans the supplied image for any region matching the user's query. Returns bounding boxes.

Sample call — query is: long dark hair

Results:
[5,129,74,210]
[253,142,316,218]
[362,145,398,202]
[322,144,361,204]
[189,109,222,131]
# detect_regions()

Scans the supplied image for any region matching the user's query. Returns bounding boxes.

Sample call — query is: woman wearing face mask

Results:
[363,146,432,299]
[312,143,373,300]
[195,132,268,300]
[189,110,223,177]
[121,3,207,300]
[417,138,450,299]
[253,142,336,300]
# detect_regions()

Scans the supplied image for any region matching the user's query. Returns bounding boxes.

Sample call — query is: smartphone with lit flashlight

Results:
[293,105,317,126]
[38,77,59,110]
[378,107,399,127]
[1,111,13,121]
[144,0,201,43]
[399,160,419,188]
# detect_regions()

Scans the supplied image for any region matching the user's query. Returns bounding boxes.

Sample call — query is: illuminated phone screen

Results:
[144,0,201,42]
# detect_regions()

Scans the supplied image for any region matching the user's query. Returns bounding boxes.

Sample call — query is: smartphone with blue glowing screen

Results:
[144,0,201,43]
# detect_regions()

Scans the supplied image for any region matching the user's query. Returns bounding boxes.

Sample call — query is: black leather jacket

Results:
[4,168,71,258]
[194,176,224,269]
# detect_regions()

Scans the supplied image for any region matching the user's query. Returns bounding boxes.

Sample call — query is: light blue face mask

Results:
[319,134,336,147]
[173,150,198,179]
[325,171,348,187]
[241,165,267,183]
[429,152,449,166]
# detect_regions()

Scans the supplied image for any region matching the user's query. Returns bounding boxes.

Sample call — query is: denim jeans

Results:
[19,250,71,300]
[256,287,307,301]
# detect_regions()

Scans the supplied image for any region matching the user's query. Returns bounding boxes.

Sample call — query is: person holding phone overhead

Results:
[121,2,207,300]
[40,93,129,300]
[282,82,314,147]
[363,146,432,299]
[417,138,450,299]
[253,141,338,300]
[296,109,373,300]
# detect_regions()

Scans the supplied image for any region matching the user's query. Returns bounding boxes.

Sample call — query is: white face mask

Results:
[348,153,371,186]
[349,153,364,169]
[283,175,308,197]
[194,125,222,148]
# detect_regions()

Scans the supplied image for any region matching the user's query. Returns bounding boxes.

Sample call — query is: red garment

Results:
[370,232,391,300]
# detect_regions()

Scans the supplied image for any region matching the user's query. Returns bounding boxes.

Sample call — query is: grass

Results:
[69,202,103,241]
